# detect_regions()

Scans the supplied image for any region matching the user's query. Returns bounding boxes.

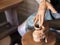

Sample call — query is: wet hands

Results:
[33,0,57,29]
[34,12,45,29]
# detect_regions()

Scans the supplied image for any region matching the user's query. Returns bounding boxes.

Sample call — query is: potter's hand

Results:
[34,12,45,28]
[34,0,46,27]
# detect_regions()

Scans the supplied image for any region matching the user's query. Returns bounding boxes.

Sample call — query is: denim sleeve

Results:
[45,10,53,20]
[51,13,60,19]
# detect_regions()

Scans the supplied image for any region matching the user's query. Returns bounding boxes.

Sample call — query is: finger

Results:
[41,25,44,28]
[39,14,45,27]
[34,18,38,26]
[34,15,39,26]
[34,16,36,22]
[41,26,45,31]
[39,15,41,27]
[34,14,38,22]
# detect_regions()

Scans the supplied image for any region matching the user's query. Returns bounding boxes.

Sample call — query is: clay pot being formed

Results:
[32,25,46,42]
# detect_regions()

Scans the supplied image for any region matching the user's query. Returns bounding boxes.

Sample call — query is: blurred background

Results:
[0,0,60,45]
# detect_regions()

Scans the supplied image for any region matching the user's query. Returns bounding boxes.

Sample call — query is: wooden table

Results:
[0,0,23,25]
[22,30,56,45]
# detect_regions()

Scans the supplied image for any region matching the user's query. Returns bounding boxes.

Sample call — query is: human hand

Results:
[34,12,45,28]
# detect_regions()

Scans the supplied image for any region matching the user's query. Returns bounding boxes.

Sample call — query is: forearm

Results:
[46,1,57,13]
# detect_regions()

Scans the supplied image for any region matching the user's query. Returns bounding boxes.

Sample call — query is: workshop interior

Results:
[0,0,60,45]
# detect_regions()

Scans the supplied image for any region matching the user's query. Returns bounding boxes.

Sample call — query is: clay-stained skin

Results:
[33,0,57,42]
[34,0,47,27]
[34,0,57,27]
[38,0,47,11]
